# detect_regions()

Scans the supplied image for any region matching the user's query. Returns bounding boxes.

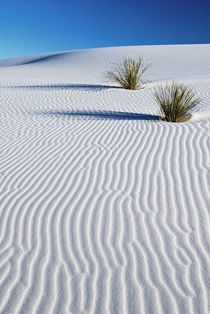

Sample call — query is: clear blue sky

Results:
[0,0,209,59]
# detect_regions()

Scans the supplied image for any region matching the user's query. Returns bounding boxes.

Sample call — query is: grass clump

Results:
[106,57,148,90]
[154,82,200,122]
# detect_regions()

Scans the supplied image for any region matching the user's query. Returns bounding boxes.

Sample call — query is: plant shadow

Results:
[6,84,120,91]
[38,110,160,121]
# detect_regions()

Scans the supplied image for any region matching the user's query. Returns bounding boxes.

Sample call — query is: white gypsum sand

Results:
[0,44,209,314]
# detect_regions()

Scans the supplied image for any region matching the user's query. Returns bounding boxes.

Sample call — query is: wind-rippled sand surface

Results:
[0,45,209,314]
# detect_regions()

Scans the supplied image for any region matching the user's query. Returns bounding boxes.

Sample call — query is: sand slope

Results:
[0,44,210,314]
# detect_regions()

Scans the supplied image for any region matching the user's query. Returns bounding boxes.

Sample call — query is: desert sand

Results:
[0,44,209,313]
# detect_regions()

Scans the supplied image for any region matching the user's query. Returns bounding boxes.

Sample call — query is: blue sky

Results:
[0,0,209,59]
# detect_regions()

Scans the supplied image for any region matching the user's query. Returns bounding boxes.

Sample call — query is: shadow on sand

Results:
[5,84,120,91]
[37,110,160,121]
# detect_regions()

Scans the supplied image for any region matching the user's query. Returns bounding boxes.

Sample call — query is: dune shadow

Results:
[0,53,73,67]
[5,84,120,91]
[38,110,160,121]
[21,55,60,65]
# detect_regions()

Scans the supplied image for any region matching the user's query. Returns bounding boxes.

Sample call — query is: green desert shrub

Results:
[154,82,200,122]
[106,57,149,90]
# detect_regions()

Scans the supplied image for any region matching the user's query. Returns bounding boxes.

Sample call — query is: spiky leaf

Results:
[106,58,148,90]
[154,83,200,122]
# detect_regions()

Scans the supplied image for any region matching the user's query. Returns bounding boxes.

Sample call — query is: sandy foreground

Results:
[0,44,209,314]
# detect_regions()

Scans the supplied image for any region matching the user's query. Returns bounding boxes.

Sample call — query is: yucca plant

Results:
[154,82,200,122]
[106,57,149,90]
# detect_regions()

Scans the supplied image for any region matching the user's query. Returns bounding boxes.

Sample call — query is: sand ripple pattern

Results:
[0,45,210,314]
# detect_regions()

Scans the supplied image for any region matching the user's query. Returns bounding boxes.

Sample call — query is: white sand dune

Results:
[0,44,209,314]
